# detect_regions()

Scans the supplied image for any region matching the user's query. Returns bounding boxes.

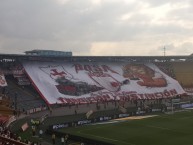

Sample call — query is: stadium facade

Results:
[1,52,193,144]
[0,53,193,105]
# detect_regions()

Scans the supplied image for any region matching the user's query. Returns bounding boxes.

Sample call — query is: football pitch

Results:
[59,111,193,145]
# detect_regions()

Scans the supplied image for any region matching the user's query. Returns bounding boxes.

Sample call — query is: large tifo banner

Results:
[23,61,185,104]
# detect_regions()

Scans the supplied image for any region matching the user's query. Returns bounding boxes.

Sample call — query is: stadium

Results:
[0,50,193,145]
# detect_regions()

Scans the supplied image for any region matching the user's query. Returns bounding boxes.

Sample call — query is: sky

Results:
[0,0,193,56]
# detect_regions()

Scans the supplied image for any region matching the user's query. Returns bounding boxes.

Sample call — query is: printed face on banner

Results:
[122,64,167,87]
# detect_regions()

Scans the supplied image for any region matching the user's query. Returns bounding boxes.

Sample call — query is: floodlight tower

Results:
[163,46,166,57]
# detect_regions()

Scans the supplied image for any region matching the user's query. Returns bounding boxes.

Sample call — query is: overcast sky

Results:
[0,0,193,56]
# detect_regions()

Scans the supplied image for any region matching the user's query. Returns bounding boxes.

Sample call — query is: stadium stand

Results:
[0,125,29,145]
[4,74,47,114]
[0,53,193,144]
[155,62,176,79]
[172,61,193,87]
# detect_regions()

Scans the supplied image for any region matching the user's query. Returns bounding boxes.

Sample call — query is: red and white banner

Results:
[0,73,7,87]
[86,110,93,119]
[21,122,29,131]
[23,62,185,104]
[183,88,193,95]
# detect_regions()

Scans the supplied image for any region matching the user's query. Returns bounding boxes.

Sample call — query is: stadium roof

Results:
[0,53,192,62]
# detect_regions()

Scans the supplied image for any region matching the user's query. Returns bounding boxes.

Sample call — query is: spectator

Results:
[64,134,69,144]
[61,136,65,145]
[32,126,36,136]
[39,129,43,138]
[52,133,56,145]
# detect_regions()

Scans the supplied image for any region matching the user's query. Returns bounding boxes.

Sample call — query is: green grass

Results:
[59,111,193,145]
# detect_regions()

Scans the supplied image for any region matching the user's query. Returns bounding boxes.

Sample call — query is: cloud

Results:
[56,0,70,5]
[163,42,193,55]
[0,0,192,55]
[90,41,163,56]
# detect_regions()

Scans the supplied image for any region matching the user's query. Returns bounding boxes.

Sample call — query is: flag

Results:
[21,122,29,131]
[119,106,127,113]
[86,110,93,119]
[0,73,7,87]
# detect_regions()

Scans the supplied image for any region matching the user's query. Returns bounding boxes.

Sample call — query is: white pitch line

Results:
[146,125,188,134]
[158,114,193,120]
[146,125,174,131]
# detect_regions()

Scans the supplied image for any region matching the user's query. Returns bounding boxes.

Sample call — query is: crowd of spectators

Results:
[0,125,40,145]
[0,125,20,145]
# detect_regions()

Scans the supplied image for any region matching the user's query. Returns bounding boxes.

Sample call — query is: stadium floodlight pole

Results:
[14,93,18,116]
[164,46,166,56]
[172,98,173,114]
[170,97,174,114]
